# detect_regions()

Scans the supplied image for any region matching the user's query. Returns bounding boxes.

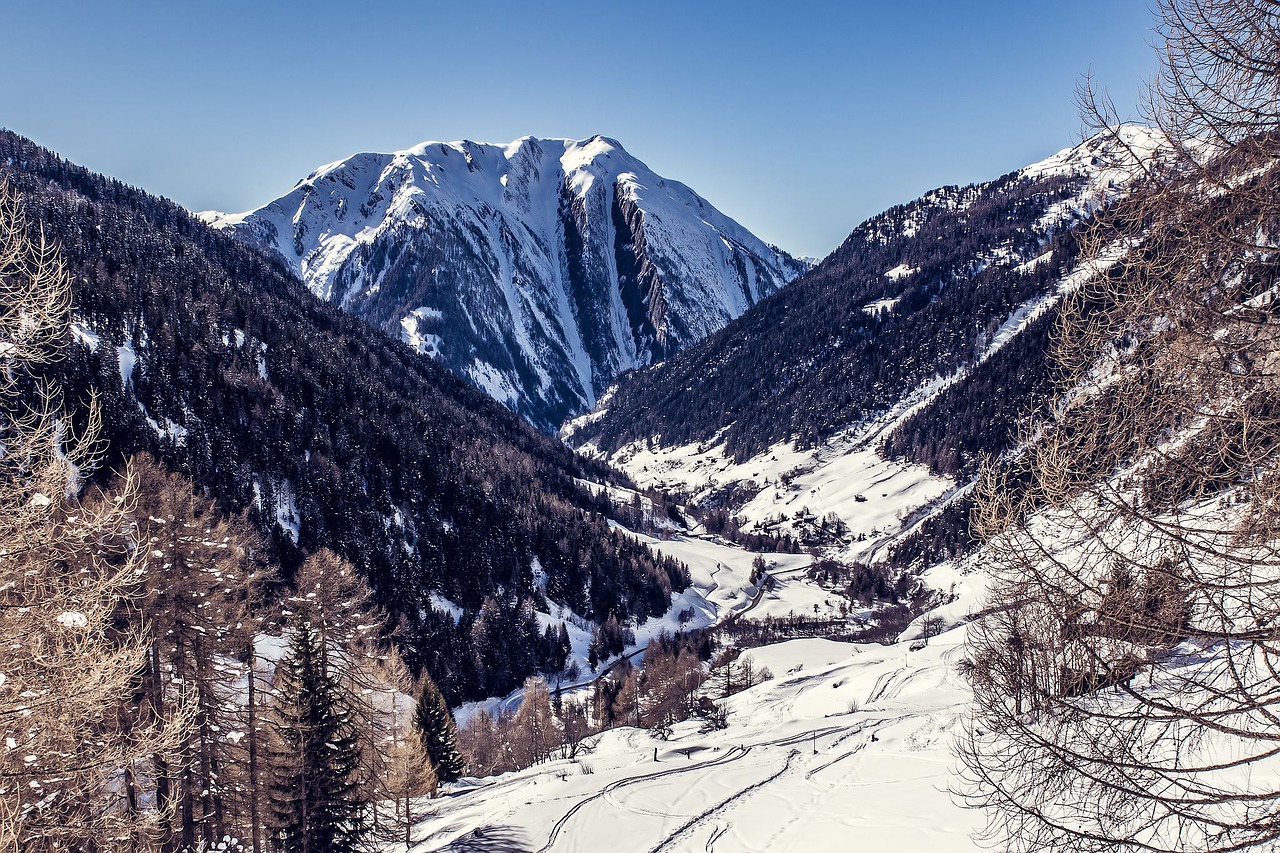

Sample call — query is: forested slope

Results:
[0,130,687,702]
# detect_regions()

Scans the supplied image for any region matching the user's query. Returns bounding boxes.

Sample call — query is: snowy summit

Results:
[202,135,807,430]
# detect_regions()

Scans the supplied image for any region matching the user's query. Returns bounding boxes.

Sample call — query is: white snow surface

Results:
[116,341,136,390]
[409,615,982,852]
[202,136,806,427]
[417,459,994,851]
[580,414,954,567]
[884,262,915,281]
[1021,124,1169,186]
[862,295,901,315]
[69,320,100,351]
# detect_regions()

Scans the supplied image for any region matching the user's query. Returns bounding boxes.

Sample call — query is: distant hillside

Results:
[571,130,1160,472]
[567,129,1160,570]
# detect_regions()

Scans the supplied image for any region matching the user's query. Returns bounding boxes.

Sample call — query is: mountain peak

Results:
[205,134,806,431]
[1021,124,1170,183]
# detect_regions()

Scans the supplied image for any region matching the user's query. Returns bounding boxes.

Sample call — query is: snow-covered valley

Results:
[397,131,1177,850]
[409,556,984,852]
[405,436,985,852]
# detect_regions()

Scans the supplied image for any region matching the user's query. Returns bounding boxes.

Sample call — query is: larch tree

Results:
[0,180,190,849]
[382,725,435,848]
[962,2,1280,850]
[506,677,559,769]
[125,455,270,852]
[457,710,502,778]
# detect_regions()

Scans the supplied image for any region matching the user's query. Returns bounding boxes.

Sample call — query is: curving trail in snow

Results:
[538,745,753,853]
[411,627,981,852]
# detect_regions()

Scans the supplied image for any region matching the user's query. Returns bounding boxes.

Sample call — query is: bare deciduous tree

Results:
[125,455,270,852]
[382,725,435,848]
[0,181,190,850]
[962,3,1280,850]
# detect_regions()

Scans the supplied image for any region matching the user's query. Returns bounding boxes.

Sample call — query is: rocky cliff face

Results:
[204,136,806,430]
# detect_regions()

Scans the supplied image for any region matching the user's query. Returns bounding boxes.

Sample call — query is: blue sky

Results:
[5,1,1156,259]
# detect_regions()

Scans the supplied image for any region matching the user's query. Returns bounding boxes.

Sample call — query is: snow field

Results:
[407,630,980,852]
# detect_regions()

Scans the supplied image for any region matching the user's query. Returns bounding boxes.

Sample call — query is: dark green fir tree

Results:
[413,673,466,783]
[267,622,364,853]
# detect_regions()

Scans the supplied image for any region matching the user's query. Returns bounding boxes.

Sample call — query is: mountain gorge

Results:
[204,136,806,431]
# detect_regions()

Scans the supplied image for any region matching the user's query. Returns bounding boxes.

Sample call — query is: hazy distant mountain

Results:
[203,136,806,430]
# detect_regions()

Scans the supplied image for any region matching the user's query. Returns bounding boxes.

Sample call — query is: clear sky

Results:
[4,1,1157,259]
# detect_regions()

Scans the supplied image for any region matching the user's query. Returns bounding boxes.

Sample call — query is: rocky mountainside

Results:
[203,136,806,430]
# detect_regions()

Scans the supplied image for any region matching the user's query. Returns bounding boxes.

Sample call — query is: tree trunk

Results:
[247,657,261,853]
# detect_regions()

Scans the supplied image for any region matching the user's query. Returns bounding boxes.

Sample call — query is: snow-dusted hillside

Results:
[568,128,1164,557]
[202,136,806,431]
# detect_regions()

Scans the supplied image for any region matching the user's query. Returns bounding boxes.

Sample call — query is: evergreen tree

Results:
[266,623,364,853]
[412,674,465,783]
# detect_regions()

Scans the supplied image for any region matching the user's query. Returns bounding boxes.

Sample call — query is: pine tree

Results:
[285,549,411,827]
[266,622,364,853]
[412,673,465,783]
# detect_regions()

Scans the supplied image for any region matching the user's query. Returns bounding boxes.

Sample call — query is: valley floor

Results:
[406,629,978,852]
[415,429,983,851]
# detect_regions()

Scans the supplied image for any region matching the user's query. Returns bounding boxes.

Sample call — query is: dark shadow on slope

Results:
[440,824,535,852]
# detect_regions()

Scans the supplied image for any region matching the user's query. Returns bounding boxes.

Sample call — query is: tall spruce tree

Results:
[266,622,364,853]
[412,674,465,784]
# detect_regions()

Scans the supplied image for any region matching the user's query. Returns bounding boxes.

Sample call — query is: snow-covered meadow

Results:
[409,628,980,852]
[411,501,988,853]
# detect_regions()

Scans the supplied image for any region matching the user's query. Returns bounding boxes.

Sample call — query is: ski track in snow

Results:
[412,619,983,852]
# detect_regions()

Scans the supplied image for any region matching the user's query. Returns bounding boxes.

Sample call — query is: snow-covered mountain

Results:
[203,136,806,431]
[568,127,1164,564]
[0,128,700,707]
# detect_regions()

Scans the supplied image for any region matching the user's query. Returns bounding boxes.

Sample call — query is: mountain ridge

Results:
[203,134,807,431]
[566,127,1162,568]
[0,128,690,704]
